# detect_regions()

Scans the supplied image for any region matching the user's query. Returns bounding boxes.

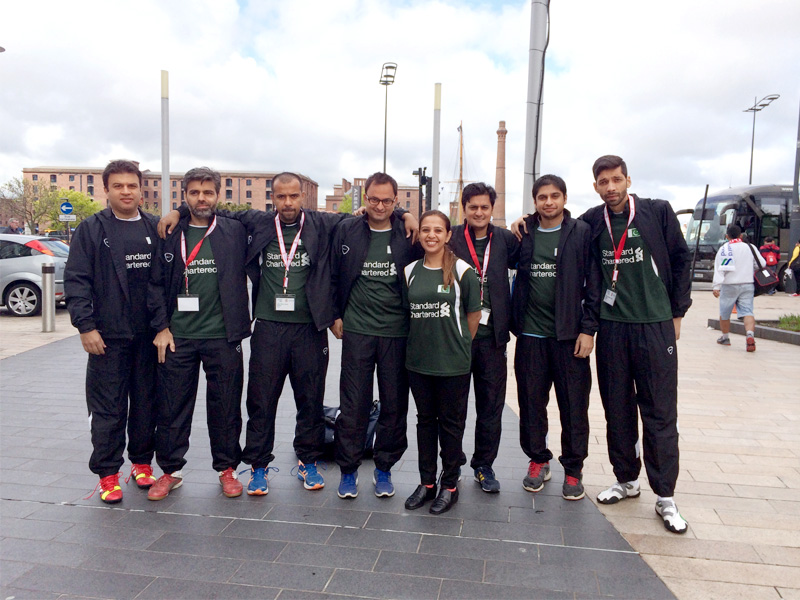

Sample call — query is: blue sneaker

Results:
[293,461,325,490]
[338,472,358,498]
[242,466,274,496]
[373,468,395,497]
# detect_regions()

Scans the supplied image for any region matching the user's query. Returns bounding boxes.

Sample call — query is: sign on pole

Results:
[60,202,74,214]
[58,214,77,222]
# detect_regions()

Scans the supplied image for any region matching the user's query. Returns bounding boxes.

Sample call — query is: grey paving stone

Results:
[365,511,463,536]
[459,519,564,545]
[0,537,103,568]
[166,495,274,520]
[0,482,84,503]
[596,572,677,599]
[539,545,646,574]
[0,516,74,540]
[276,591,376,600]
[562,525,633,552]
[374,549,483,582]
[0,586,60,600]
[439,578,574,600]
[324,569,442,599]
[532,493,608,514]
[484,560,600,595]
[0,498,39,518]
[54,522,167,550]
[419,535,539,564]
[114,510,233,535]
[135,576,280,599]
[229,560,334,592]
[265,503,371,528]
[5,457,88,476]
[221,518,335,543]
[276,541,379,570]
[24,503,126,525]
[146,530,286,561]
[510,505,616,530]
[326,527,421,553]
[7,564,153,599]
[0,455,31,469]
[437,501,510,523]
[0,559,33,586]
[322,490,407,513]
[77,547,243,583]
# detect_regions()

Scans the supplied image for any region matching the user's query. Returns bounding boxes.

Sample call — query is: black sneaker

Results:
[562,474,585,500]
[473,466,500,493]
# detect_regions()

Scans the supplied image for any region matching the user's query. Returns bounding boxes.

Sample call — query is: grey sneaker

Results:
[522,461,551,492]
[597,480,640,504]
[655,499,688,534]
[562,474,585,500]
[716,335,731,346]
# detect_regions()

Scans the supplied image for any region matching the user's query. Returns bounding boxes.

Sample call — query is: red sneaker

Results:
[147,473,183,501]
[746,337,756,352]
[129,464,156,489]
[97,474,123,504]
[219,467,243,498]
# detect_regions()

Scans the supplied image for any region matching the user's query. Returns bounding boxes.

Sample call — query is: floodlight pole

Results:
[380,62,397,173]
[744,94,780,185]
[161,70,170,217]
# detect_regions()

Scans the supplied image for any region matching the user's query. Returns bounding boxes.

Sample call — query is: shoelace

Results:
[238,466,280,480]
[528,462,544,477]
[565,475,581,486]
[84,472,122,500]
[291,461,327,477]
[125,464,153,485]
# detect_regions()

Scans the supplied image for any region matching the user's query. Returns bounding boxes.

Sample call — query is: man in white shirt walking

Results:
[712,224,766,352]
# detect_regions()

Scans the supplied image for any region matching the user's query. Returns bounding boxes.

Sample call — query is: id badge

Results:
[603,289,617,307]
[177,294,200,312]
[275,294,296,312]
[479,307,491,325]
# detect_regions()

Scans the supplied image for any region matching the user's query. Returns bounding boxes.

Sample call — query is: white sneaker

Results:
[597,480,640,505]
[655,498,688,534]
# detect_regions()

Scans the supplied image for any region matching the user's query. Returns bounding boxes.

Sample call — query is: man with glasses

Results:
[330,172,420,499]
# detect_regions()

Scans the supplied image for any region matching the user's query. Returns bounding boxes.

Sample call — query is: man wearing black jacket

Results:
[450,182,520,493]
[65,159,158,504]
[581,155,692,534]
[511,175,599,501]
[330,172,420,499]
[147,167,250,501]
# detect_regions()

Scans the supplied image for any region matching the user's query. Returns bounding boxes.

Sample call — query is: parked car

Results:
[0,234,70,316]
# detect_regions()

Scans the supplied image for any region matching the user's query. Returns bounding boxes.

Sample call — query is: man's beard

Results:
[190,205,215,219]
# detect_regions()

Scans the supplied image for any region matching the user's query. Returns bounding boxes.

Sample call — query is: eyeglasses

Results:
[366,197,395,207]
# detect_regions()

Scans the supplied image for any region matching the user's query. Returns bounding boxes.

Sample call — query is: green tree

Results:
[0,177,59,233]
[218,202,251,212]
[44,189,101,231]
[338,193,352,214]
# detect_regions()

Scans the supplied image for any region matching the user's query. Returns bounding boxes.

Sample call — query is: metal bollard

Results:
[41,263,56,332]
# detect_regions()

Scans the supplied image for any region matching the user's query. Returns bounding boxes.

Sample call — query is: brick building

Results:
[21,165,319,213]
[324,177,423,218]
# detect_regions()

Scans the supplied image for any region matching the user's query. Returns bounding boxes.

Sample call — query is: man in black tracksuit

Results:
[511,175,600,501]
[330,172,420,499]
[450,182,520,493]
[581,155,692,534]
[65,159,158,504]
[147,167,250,501]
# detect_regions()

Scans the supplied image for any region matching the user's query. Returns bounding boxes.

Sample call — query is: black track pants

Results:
[469,337,508,470]
[408,371,470,489]
[515,335,591,477]
[86,334,156,477]
[155,337,243,473]
[242,320,328,468]
[596,319,680,497]
[335,332,409,474]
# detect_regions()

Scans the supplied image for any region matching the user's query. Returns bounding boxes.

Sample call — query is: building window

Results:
[266,180,272,189]
[172,180,177,187]
[33,185,38,193]
[154,191,158,199]
[246,202,252,207]
[145,191,149,199]
[226,190,232,200]
[50,175,57,183]
[172,191,177,199]
[32,174,38,181]
[172,202,177,210]
[246,191,252,199]
[87,175,94,184]
[154,179,158,187]
[69,175,75,182]
[145,202,149,209]
[266,191,272,200]
[406,191,410,198]
[226,178,233,187]
[246,179,252,186]
[406,201,410,209]
[69,186,75,191]
[333,204,337,211]
[50,185,57,191]
[144,180,149,186]
[266,203,273,211]
[154,202,158,210]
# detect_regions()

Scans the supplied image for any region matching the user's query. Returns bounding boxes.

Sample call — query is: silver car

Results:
[0,234,69,316]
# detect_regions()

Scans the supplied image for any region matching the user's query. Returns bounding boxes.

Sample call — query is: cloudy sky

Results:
[1,0,798,219]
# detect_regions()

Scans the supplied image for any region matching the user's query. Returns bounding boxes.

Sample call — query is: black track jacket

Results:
[148,215,251,343]
[579,195,692,319]
[450,222,520,346]
[65,208,159,339]
[510,210,600,341]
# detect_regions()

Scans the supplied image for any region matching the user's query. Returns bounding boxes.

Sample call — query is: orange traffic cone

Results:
[732,305,737,315]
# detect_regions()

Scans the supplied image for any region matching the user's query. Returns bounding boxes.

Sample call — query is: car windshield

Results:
[26,239,70,258]
[684,196,738,248]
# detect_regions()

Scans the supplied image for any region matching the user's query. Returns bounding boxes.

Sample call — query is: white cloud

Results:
[0,0,798,220]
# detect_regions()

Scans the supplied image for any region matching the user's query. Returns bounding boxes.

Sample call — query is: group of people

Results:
[65,153,692,534]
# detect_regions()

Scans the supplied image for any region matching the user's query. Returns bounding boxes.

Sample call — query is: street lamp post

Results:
[744,94,780,185]
[380,62,397,173]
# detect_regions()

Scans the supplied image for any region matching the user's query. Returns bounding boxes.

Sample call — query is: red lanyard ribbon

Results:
[602,195,636,288]
[180,218,217,294]
[275,211,305,292]
[464,228,491,302]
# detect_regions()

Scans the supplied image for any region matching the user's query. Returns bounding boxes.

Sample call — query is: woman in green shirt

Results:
[403,210,481,514]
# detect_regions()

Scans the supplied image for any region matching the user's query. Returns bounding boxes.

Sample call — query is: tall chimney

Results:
[493,120,507,228]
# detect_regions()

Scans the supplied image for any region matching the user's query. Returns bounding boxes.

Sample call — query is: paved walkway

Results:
[0,290,798,599]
